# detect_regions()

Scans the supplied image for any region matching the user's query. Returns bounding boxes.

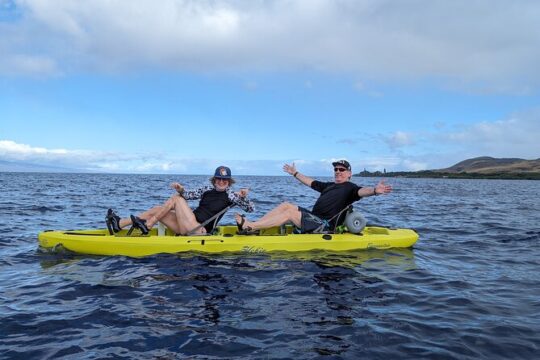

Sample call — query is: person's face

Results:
[333,166,350,183]
[214,178,230,190]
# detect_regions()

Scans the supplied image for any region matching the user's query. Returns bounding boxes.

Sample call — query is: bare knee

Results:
[165,196,178,207]
[172,196,187,207]
[171,196,191,215]
[280,202,296,210]
[278,202,298,219]
[282,202,297,212]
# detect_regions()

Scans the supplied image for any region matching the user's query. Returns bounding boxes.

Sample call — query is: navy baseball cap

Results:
[214,166,232,179]
[332,160,351,171]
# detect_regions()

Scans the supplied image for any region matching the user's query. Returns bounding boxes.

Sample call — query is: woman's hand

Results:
[236,188,249,197]
[170,182,184,193]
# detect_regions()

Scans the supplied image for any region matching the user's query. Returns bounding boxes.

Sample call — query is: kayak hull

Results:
[38,225,419,257]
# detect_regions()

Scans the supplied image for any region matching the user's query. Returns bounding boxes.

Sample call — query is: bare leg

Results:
[236,202,302,230]
[151,211,183,234]
[117,195,178,229]
[123,196,199,235]
[118,206,160,229]
[170,196,206,235]
[144,196,177,228]
[115,195,205,235]
[256,202,294,223]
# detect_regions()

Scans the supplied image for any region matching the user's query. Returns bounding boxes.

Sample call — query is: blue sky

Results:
[1,0,539,175]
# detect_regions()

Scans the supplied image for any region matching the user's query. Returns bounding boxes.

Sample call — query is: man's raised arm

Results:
[283,163,314,187]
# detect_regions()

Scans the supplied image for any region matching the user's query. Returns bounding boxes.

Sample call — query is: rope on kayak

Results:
[313,205,352,234]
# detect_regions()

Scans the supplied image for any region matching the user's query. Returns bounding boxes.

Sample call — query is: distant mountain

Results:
[355,156,540,180]
[0,160,79,173]
[436,156,540,174]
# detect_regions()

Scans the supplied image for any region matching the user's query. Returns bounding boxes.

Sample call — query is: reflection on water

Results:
[267,248,416,270]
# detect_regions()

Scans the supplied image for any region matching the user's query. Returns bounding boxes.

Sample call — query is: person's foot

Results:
[235,213,253,233]
[105,209,121,233]
[235,213,245,231]
[130,215,149,235]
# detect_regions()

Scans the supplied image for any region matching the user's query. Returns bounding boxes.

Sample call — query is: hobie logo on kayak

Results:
[242,246,266,254]
[367,243,391,250]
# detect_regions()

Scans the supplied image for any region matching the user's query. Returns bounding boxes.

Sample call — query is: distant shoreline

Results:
[355,156,540,180]
[2,170,538,180]
[355,171,540,180]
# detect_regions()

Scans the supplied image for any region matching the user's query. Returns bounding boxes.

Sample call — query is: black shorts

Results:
[298,207,330,233]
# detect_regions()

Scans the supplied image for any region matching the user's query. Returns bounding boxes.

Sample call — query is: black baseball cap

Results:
[332,160,351,171]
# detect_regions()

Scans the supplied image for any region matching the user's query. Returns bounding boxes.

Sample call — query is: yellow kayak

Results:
[38,225,418,257]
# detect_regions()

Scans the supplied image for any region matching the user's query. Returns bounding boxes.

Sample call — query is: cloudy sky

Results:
[1,0,539,175]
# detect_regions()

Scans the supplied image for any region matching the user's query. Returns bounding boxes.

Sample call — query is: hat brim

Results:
[210,176,235,184]
[332,162,351,170]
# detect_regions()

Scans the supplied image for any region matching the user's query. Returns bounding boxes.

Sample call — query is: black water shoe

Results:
[105,208,121,234]
[130,214,149,235]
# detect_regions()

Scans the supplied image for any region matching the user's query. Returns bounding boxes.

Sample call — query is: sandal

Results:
[236,214,257,235]
[105,208,121,234]
[127,215,149,236]
[236,214,246,232]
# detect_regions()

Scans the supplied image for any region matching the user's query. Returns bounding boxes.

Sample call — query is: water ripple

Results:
[1,173,540,358]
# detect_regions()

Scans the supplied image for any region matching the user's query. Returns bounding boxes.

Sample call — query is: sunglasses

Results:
[215,178,230,181]
[334,167,348,172]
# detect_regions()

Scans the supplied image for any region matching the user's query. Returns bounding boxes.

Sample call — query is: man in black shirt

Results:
[235,160,391,233]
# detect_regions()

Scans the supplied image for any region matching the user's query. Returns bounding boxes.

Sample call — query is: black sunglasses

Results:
[334,167,348,172]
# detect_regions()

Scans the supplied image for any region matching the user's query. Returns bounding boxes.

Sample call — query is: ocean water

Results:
[1,172,539,359]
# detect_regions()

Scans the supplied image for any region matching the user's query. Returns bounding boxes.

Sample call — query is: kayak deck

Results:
[38,225,419,257]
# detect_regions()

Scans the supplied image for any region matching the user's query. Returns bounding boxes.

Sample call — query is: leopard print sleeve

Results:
[183,186,213,200]
[228,191,255,213]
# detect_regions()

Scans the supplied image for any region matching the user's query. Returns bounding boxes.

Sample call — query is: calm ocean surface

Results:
[1,172,539,359]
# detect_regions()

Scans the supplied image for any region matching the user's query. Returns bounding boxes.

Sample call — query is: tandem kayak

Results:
[38,225,419,257]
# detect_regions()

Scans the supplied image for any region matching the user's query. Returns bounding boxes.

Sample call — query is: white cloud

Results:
[0,0,539,92]
[133,161,177,173]
[288,156,427,173]
[438,109,540,158]
[0,139,293,174]
[383,131,415,149]
[0,140,69,157]
[0,139,149,170]
[358,156,400,172]
[2,108,538,175]
[375,109,540,170]
[401,159,428,172]
[96,162,121,171]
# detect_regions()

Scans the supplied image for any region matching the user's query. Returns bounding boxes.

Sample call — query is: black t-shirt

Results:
[193,189,232,232]
[311,180,361,226]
